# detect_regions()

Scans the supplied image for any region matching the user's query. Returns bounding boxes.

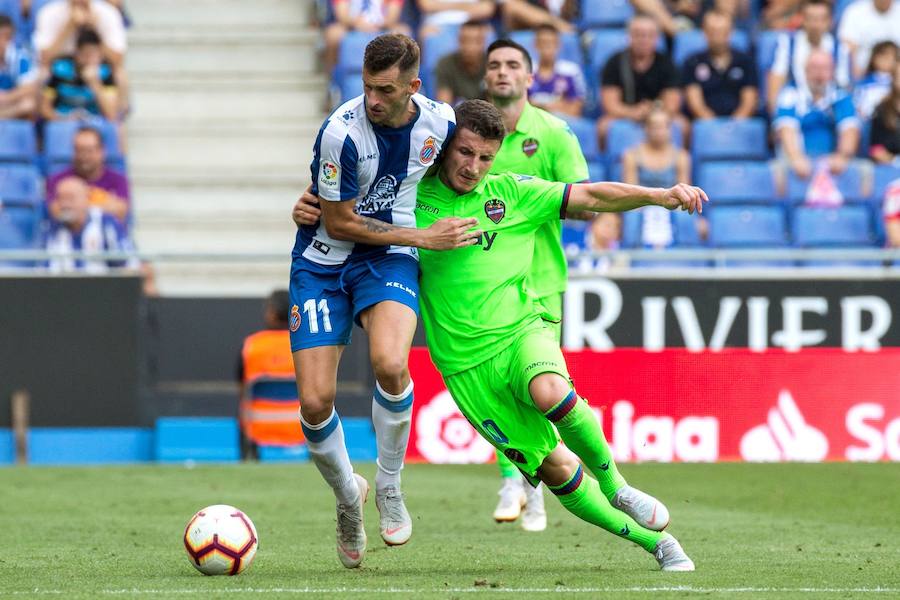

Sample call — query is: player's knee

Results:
[371,354,409,390]
[529,373,572,413]
[298,392,335,425]
[537,448,580,487]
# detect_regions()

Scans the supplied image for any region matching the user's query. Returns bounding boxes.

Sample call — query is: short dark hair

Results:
[534,23,558,37]
[802,0,832,12]
[486,38,533,73]
[0,14,14,30]
[75,126,103,146]
[868,40,899,74]
[461,20,487,30]
[364,33,420,76]
[267,290,290,325]
[76,27,102,48]
[454,99,506,142]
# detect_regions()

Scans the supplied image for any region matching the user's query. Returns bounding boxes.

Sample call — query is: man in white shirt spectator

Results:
[839,0,900,79]
[33,0,127,67]
[768,0,851,114]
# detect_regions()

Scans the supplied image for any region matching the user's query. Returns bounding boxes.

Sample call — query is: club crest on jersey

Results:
[484,198,505,224]
[419,136,438,165]
[522,138,539,157]
[289,305,301,332]
[320,161,339,187]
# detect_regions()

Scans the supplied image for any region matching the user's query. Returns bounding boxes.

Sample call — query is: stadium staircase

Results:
[128,0,324,295]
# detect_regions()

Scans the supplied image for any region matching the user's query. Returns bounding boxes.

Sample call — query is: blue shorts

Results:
[288,253,420,351]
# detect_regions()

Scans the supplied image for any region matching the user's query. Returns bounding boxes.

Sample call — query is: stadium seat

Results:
[44,120,123,168]
[620,210,641,247]
[335,30,378,79]
[0,205,40,268]
[561,115,601,161]
[785,162,868,204]
[672,210,707,247]
[585,29,629,84]
[709,205,788,247]
[339,73,363,104]
[508,30,583,65]
[697,161,778,204]
[579,0,634,29]
[0,120,36,164]
[421,27,462,96]
[562,221,588,256]
[791,205,875,247]
[587,160,606,182]
[606,119,683,163]
[872,164,900,201]
[756,30,784,73]
[0,165,42,206]
[672,29,750,67]
[691,118,768,162]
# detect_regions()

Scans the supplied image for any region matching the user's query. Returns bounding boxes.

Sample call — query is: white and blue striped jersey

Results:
[294,93,456,269]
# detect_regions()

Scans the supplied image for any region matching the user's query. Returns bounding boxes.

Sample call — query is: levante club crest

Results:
[484,199,505,224]
[522,138,539,157]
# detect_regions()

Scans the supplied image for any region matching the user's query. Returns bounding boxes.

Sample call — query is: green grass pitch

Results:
[1,462,898,599]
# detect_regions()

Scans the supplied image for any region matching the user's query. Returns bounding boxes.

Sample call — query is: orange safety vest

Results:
[239,329,303,446]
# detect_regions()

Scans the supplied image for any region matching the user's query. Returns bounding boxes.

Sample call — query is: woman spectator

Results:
[854,41,898,120]
[869,62,900,164]
[622,108,700,248]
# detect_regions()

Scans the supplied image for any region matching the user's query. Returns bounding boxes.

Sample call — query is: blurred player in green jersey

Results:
[415,99,705,571]
[482,38,590,532]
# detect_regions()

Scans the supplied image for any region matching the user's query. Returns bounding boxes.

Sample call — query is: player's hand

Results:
[292,186,321,227]
[656,183,709,215]
[422,217,482,250]
[791,156,813,179]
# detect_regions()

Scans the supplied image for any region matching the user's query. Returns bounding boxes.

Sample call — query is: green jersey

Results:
[489,102,589,298]
[416,172,569,375]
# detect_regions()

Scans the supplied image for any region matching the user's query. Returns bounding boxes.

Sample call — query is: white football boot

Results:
[375,485,412,546]
[654,534,695,571]
[493,477,525,522]
[520,482,547,532]
[612,484,670,531]
[335,473,368,568]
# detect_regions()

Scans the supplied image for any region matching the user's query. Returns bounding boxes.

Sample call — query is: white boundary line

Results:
[7,587,900,595]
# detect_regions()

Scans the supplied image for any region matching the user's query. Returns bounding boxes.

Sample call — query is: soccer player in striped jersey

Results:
[290,33,481,569]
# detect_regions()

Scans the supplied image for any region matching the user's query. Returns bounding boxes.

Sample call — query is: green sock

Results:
[545,391,626,500]
[548,465,663,552]
[495,448,520,479]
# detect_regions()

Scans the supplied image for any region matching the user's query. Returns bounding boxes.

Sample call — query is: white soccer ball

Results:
[183,504,259,576]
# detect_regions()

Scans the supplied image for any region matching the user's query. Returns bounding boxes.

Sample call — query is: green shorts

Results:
[536,293,562,342]
[444,325,571,480]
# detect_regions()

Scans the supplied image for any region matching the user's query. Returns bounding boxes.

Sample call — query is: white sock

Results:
[300,409,358,506]
[372,379,413,491]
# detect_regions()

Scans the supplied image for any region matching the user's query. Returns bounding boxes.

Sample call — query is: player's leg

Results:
[354,255,420,546]
[290,262,367,568]
[537,444,694,571]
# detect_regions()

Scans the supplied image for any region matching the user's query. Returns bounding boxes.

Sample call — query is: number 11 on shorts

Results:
[304,298,332,334]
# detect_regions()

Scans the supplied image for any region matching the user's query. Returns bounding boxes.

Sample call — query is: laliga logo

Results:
[740,390,828,462]
[415,391,495,464]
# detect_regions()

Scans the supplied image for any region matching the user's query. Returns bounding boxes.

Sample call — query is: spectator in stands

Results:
[839,0,900,80]
[570,213,626,274]
[884,180,900,247]
[597,15,684,148]
[682,10,758,120]
[501,0,576,33]
[434,20,486,105]
[767,0,851,116]
[527,24,586,117]
[630,0,745,36]
[854,41,898,120]
[41,28,120,122]
[47,126,129,224]
[762,0,804,30]
[0,14,38,119]
[774,49,860,178]
[33,0,127,67]
[237,289,301,459]
[869,62,900,164]
[416,0,495,39]
[322,0,409,76]
[622,108,705,247]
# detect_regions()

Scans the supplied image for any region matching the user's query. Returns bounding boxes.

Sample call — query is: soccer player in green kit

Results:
[415,99,706,571]
[482,38,590,531]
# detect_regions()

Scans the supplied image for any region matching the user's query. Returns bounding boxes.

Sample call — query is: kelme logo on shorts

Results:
[289,305,301,332]
[484,199,505,224]
[522,138,539,157]
[504,448,527,464]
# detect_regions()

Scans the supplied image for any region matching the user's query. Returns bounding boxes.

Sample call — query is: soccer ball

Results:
[183,504,258,576]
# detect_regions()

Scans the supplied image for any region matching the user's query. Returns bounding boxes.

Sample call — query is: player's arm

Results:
[567,181,708,214]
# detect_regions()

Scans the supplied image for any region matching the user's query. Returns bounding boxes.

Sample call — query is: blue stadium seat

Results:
[0,120,36,163]
[561,115,601,161]
[421,27,462,96]
[579,0,634,29]
[672,210,707,247]
[606,119,683,163]
[691,118,768,162]
[872,164,900,201]
[44,120,122,168]
[791,205,874,247]
[562,221,588,256]
[672,29,750,67]
[335,30,378,78]
[709,205,788,247]
[339,74,363,104]
[786,163,867,203]
[0,205,39,252]
[620,210,641,247]
[587,160,606,182]
[0,165,42,206]
[585,29,629,84]
[697,161,778,204]
[756,30,784,72]
[508,30,583,65]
